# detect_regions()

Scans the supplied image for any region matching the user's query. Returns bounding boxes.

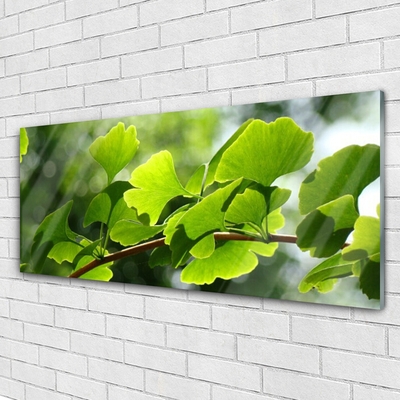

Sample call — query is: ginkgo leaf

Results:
[20,128,29,163]
[215,118,314,187]
[124,150,195,225]
[48,241,83,264]
[110,220,164,246]
[359,259,380,300]
[89,122,139,185]
[189,234,215,259]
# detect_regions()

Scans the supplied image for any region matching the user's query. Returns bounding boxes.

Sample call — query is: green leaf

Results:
[359,259,380,300]
[181,240,277,285]
[267,207,285,234]
[149,246,172,268]
[80,267,113,281]
[189,234,215,259]
[72,239,103,266]
[110,220,164,246]
[89,122,139,185]
[185,164,207,195]
[296,195,359,258]
[84,181,137,230]
[20,128,29,163]
[299,144,380,215]
[48,241,83,264]
[298,253,355,294]
[124,150,194,225]
[215,118,314,187]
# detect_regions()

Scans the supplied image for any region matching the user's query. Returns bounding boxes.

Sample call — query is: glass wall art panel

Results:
[20,91,384,309]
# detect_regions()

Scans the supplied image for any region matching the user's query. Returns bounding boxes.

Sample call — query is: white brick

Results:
[101,26,158,57]
[385,39,400,69]
[66,0,119,19]
[21,68,66,93]
[7,179,18,198]
[323,350,400,389]
[57,373,106,400]
[122,47,182,78]
[354,384,400,400]
[107,315,165,345]
[83,7,138,38]
[207,0,259,11]
[0,158,19,178]
[188,354,260,391]
[212,307,288,339]
[389,328,400,357]
[185,33,256,68]
[85,79,140,106]
[142,68,206,98]
[125,343,186,375]
[140,0,203,26]
[50,39,100,67]
[238,336,319,373]
[0,220,18,241]
[167,325,235,358]
[161,12,228,46]
[386,199,400,227]
[293,316,386,354]
[4,0,47,16]
[71,332,123,361]
[0,199,18,217]
[351,7,400,42]
[387,102,400,133]
[6,50,48,76]
[388,232,400,261]
[209,58,284,90]
[35,21,81,49]
[0,239,8,257]
[146,370,210,400]
[260,17,346,56]
[12,360,55,390]
[40,347,87,375]
[39,284,86,309]
[55,307,105,334]
[387,170,400,197]
[67,58,119,86]
[316,0,400,17]
[24,324,69,350]
[0,358,10,378]
[0,377,24,400]
[121,0,143,4]
[0,76,19,99]
[0,317,23,340]
[213,387,275,400]
[264,368,350,400]
[109,386,163,400]
[6,114,50,137]
[0,120,4,137]
[10,300,53,325]
[231,0,312,33]
[288,43,380,80]
[20,3,65,32]
[0,338,38,364]
[0,60,4,78]
[26,386,72,400]
[36,87,84,112]
[50,107,101,125]
[0,298,8,317]
[387,265,400,294]
[0,33,33,57]
[0,15,18,39]
[146,297,210,328]
[89,358,143,390]
[101,100,160,119]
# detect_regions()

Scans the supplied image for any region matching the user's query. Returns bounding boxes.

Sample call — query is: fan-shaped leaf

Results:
[20,128,29,163]
[110,220,164,246]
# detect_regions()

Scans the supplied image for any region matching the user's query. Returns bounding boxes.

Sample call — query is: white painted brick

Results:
[83,7,138,38]
[0,158,19,178]
[24,324,69,350]
[50,107,101,125]
[145,297,210,328]
[260,17,346,56]
[185,33,256,68]
[142,69,206,99]
[121,0,143,5]
[67,58,119,86]
[146,370,210,400]
[0,317,23,340]
[25,386,72,400]
[109,386,163,400]
[0,180,7,197]
[71,332,124,361]
[0,60,4,78]
[0,261,19,282]
[0,76,19,98]
[207,0,259,11]
[10,300,53,325]
[387,265,400,294]
[212,307,289,339]
[293,316,386,354]
[122,47,182,78]
[0,199,18,217]
[0,137,18,158]
[50,39,100,67]
[0,15,18,39]
[57,372,107,400]
[6,50,48,76]
[385,38,400,69]
[0,358,10,378]
[0,239,8,258]
[386,170,400,197]
[161,12,228,46]
[89,358,143,390]
[0,338,38,364]
[213,387,276,400]
[39,347,87,375]
[387,102,400,133]
[354,384,400,400]
[39,283,87,309]
[35,21,81,49]
[12,360,55,390]
[36,87,84,112]
[238,336,319,373]
[288,43,381,80]
[6,114,50,137]
[21,68,66,93]
[231,0,312,33]
[101,99,160,119]
[55,307,105,334]
[0,0,3,16]
[125,342,186,375]
[0,298,8,317]
[389,327,400,357]
[66,0,119,19]
[0,32,33,58]
[0,377,24,400]
[388,232,400,261]
[101,26,158,57]
[209,58,284,90]
[4,0,47,16]
[85,79,140,106]
[351,7,400,42]
[386,199,400,228]
[167,325,235,358]
[316,0,400,17]
[264,368,350,399]
[7,179,18,198]
[188,354,260,391]
[0,120,4,137]
[140,0,203,26]
[20,3,65,32]
[323,350,400,389]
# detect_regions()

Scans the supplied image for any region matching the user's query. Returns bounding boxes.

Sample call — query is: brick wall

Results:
[1,1,400,399]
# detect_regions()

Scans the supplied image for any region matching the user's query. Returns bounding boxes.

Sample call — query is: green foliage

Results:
[20,128,29,163]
